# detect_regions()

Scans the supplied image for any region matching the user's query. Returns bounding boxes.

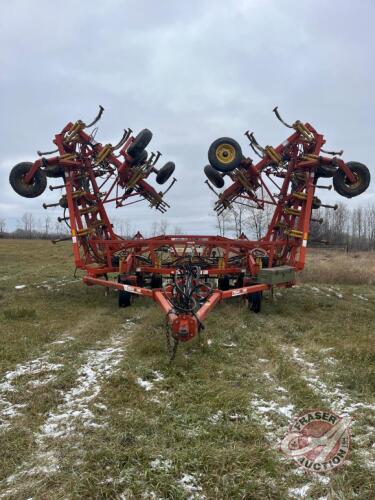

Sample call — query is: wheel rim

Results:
[344,172,361,189]
[215,144,236,164]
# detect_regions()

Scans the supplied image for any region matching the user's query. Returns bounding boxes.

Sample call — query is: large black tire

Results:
[156,161,175,185]
[151,274,163,289]
[208,137,243,173]
[9,162,47,198]
[204,164,224,188]
[248,291,262,313]
[218,275,230,291]
[127,129,153,159]
[118,276,132,308]
[333,162,371,198]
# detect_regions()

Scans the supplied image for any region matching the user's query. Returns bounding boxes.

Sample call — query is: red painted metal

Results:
[10,106,369,352]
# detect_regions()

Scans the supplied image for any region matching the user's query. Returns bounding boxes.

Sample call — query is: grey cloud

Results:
[1,0,373,233]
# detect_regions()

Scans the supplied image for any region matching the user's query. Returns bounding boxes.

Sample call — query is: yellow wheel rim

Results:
[215,143,236,164]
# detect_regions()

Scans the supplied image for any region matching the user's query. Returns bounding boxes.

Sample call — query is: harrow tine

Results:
[85,105,104,128]
[272,106,293,128]
[321,148,344,156]
[37,148,58,156]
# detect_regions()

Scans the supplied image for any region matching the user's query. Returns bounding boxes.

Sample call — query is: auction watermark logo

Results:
[280,409,351,472]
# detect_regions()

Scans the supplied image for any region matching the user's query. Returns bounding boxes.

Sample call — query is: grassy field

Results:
[0,240,374,499]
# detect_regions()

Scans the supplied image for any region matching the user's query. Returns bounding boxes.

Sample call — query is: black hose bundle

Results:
[170,260,212,314]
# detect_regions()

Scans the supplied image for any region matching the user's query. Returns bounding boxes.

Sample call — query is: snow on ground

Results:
[0,355,64,430]
[178,473,205,499]
[150,457,172,471]
[288,346,375,470]
[137,370,165,392]
[2,333,127,495]
[34,276,80,292]
[39,340,124,439]
[14,285,26,290]
[353,293,368,301]
[249,364,333,497]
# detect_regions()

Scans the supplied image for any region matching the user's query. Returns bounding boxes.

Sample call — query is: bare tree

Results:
[0,218,6,234]
[21,212,34,238]
[159,220,168,234]
[44,215,51,236]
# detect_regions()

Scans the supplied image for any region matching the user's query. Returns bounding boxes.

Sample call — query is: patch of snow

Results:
[152,370,164,382]
[178,473,205,499]
[0,356,64,429]
[208,410,223,424]
[353,294,368,301]
[221,342,237,348]
[15,285,26,290]
[275,386,288,393]
[150,457,172,471]
[258,358,269,363]
[3,336,125,494]
[228,413,247,422]
[40,342,123,439]
[137,378,153,391]
[288,484,311,498]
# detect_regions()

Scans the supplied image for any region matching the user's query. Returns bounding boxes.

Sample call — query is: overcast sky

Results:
[1,0,374,235]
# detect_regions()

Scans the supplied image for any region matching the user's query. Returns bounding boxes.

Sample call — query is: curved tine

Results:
[272,106,293,128]
[162,177,177,196]
[321,148,344,156]
[112,129,129,151]
[37,148,59,157]
[249,132,265,154]
[86,105,105,128]
[249,142,264,159]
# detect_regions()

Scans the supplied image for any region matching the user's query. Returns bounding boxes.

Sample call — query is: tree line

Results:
[214,202,375,251]
[1,203,374,251]
[0,214,182,241]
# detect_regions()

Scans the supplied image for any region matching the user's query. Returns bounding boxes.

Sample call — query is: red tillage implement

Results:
[9,106,371,358]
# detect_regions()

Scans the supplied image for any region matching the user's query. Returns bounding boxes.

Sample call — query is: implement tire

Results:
[9,162,47,198]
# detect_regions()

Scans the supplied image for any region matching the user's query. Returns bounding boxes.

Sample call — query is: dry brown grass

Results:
[300,248,375,285]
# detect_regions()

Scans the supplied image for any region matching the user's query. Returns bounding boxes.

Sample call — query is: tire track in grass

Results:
[248,361,331,499]
[0,319,139,498]
[285,345,375,471]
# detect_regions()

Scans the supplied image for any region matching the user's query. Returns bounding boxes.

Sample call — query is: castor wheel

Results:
[208,137,243,173]
[9,162,47,198]
[333,162,371,198]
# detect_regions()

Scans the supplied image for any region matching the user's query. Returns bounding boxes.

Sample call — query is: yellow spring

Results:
[292,192,308,200]
[265,146,282,163]
[284,208,302,216]
[285,229,303,238]
[95,144,112,164]
[79,206,99,215]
